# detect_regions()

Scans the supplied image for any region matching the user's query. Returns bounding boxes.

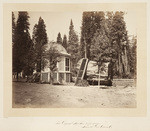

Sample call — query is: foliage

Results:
[62,34,67,49]
[80,11,132,79]
[32,17,48,72]
[67,19,79,76]
[12,12,16,73]
[90,23,116,80]
[109,11,130,78]
[23,40,36,77]
[90,28,110,64]
[12,12,32,78]
[12,12,16,47]
[57,32,62,44]
[128,36,137,78]
[80,12,105,59]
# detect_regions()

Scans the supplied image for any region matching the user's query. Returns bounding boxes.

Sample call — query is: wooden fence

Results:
[112,79,136,87]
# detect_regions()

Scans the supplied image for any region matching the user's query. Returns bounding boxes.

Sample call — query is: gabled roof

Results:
[46,42,70,56]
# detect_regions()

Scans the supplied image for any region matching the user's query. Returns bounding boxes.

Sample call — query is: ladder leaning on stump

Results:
[75,58,89,86]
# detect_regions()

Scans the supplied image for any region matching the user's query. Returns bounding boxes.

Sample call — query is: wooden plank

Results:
[75,58,89,86]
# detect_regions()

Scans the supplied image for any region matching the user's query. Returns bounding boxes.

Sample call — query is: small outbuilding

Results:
[40,42,71,84]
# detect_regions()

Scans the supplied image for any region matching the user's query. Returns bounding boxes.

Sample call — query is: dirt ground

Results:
[12,82,136,108]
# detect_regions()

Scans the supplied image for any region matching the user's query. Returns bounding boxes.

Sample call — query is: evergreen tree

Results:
[81,11,130,79]
[32,17,48,72]
[103,12,119,79]
[80,12,105,59]
[12,12,16,73]
[67,19,79,76]
[128,36,137,78]
[110,11,130,78]
[13,12,31,80]
[12,12,16,47]
[57,32,62,44]
[62,34,67,49]
[32,24,38,45]
[90,22,113,79]
[23,39,36,79]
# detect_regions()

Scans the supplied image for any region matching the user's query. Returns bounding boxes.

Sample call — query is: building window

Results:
[65,57,70,71]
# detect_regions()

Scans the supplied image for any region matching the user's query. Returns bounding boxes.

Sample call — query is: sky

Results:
[14,11,137,41]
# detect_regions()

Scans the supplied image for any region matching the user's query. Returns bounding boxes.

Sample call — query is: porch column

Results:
[57,72,59,82]
[48,72,50,83]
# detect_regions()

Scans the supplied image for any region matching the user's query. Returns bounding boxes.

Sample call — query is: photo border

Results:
[3,3,147,117]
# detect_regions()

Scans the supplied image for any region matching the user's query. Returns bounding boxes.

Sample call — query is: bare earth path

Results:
[13,82,136,108]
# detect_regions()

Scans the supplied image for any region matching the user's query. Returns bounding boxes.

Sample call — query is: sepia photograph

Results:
[12,11,137,108]
[1,1,150,131]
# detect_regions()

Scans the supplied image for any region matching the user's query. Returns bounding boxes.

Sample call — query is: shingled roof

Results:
[46,42,70,56]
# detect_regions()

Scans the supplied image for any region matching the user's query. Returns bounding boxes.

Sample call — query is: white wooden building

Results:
[40,42,71,84]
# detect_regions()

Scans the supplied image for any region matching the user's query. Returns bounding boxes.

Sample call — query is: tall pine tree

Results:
[32,17,48,72]
[81,11,131,79]
[80,12,105,59]
[90,25,111,70]
[110,11,130,78]
[13,12,32,80]
[67,19,79,76]
[23,39,36,79]
[62,34,67,49]
[12,12,16,73]
[128,35,137,78]
[57,32,62,44]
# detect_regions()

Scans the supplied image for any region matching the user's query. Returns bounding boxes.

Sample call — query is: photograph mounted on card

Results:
[3,3,147,117]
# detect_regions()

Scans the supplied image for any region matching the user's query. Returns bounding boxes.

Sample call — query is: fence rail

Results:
[112,79,136,86]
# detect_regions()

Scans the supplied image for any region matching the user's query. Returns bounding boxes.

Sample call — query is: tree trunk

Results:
[26,75,30,82]
[83,60,89,80]
[110,62,114,80]
[17,72,18,81]
[50,71,54,85]
[98,64,101,87]
[123,46,129,76]
[108,61,114,80]
[98,68,100,87]
[118,53,122,78]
